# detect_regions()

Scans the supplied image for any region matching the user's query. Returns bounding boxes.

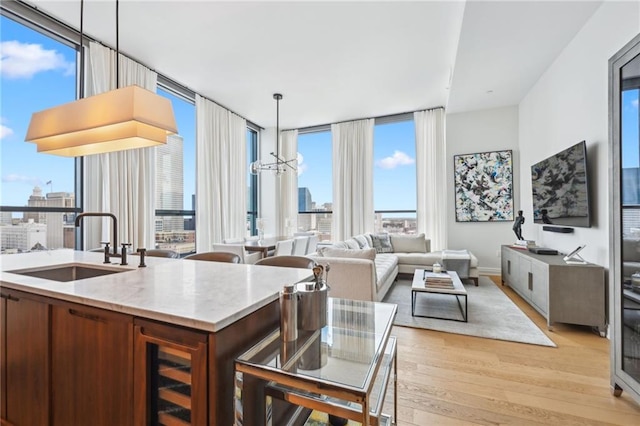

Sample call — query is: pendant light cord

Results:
[116,0,119,89]
[79,0,84,99]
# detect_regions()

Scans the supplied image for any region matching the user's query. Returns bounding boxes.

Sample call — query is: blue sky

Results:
[298,120,417,211]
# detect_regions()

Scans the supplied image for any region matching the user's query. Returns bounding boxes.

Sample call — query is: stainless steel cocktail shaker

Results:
[279,284,298,342]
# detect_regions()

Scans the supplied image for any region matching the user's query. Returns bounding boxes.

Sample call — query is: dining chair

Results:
[305,235,320,255]
[292,236,309,256]
[212,243,261,264]
[273,239,294,256]
[254,255,316,269]
[183,251,241,263]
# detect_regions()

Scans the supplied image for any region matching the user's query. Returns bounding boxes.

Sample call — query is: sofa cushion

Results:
[318,247,376,260]
[332,241,349,249]
[371,233,394,253]
[344,239,360,250]
[389,233,427,253]
[375,254,398,291]
[353,234,371,249]
[394,252,442,265]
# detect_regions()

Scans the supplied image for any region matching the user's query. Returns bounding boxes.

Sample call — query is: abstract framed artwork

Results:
[454,150,513,222]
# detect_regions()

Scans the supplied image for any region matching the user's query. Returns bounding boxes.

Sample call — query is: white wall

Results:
[519,1,640,268]
[446,106,520,274]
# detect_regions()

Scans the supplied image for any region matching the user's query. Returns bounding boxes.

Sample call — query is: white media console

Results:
[501,245,606,336]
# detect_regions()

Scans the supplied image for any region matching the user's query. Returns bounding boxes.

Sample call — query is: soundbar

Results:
[542,225,574,233]
[529,247,559,255]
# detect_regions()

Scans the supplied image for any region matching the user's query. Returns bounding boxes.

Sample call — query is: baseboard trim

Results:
[480,267,500,276]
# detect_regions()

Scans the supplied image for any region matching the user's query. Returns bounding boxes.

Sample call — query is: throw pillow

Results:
[318,247,376,260]
[389,233,427,253]
[353,234,371,249]
[345,239,360,249]
[371,233,394,253]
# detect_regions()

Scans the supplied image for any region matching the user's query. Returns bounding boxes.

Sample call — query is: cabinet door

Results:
[516,257,531,298]
[501,247,510,284]
[134,319,208,425]
[530,262,549,315]
[502,247,519,287]
[52,303,133,425]
[1,290,50,425]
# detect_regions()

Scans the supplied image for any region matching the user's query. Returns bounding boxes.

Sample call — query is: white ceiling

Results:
[25,0,602,129]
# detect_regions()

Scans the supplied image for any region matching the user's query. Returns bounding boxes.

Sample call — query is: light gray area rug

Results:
[383,276,556,347]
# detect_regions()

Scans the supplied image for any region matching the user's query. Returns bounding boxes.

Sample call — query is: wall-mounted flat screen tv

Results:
[531,140,591,228]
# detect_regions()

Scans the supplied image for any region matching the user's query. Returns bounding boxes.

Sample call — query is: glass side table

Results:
[234,298,397,426]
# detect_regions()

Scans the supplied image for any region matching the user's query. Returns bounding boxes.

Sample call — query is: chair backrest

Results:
[211,243,261,264]
[212,243,246,263]
[292,236,309,256]
[254,255,316,269]
[183,251,241,263]
[131,249,180,259]
[305,235,320,255]
[274,239,294,256]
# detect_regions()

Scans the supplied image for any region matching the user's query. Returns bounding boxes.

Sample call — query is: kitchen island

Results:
[0,249,313,425]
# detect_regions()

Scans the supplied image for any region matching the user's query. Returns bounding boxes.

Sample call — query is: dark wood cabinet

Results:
[0,289,50,426]
[51,301,133,425]
[134,318,208,425]
[1,288,280,425]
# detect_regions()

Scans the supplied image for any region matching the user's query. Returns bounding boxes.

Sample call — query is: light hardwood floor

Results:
[391,275,640,425]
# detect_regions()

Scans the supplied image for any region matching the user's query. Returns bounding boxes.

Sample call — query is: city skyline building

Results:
[23,186,75,249]
[1,219,47,253]
[299,187,312,212]
[156,134,185,232]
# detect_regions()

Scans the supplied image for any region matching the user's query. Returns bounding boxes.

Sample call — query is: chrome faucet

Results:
[75,212,118,255]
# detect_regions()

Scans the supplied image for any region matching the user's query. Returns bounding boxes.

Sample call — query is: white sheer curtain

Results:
[331,119,374,241]
[195,94,247,252]
[277,129,298,236]
[414,108,447,251]
[84,42,157,251]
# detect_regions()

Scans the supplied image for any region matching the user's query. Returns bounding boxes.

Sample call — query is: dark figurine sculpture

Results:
[513,210,525,240]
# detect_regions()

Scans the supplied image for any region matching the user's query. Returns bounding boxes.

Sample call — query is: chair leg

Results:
[472,277,478,286]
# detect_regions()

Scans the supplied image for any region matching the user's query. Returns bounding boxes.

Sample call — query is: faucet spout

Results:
[75,212,118,255]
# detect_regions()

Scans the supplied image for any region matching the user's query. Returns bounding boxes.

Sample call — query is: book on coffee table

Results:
[423,271,454,288]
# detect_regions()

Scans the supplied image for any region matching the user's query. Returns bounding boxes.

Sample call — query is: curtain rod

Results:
[289,105,445,133]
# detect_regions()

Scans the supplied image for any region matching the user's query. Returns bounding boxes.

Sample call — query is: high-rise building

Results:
[23,186,75,249]
[156,134,184,232]
[1,219,47,252]
[298,187,312,212]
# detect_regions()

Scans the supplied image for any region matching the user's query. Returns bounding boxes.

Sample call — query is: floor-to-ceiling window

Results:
[297,128,333,240]
[0,13,80,254]
[247,127,258,235]
[373,116,417,234]
[154,84,196,255]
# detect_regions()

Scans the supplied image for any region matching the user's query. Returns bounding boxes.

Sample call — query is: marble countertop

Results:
[0,250,313,332]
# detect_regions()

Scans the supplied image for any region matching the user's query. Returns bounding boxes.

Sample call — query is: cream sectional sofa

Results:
[311,233,478,302]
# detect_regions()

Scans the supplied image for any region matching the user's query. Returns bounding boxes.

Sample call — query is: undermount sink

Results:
[8,263,132,282]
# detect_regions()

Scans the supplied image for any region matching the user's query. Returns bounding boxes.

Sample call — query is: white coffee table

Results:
[411,269,468,322]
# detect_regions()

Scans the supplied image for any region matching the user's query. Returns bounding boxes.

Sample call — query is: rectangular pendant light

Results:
[25,85,177,157]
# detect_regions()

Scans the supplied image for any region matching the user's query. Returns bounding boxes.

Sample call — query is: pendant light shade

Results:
[25,0,177,157]
[25,85,177,157]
